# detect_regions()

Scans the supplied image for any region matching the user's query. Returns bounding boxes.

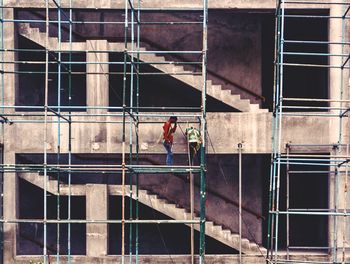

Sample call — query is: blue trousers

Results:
[163,141,173,165]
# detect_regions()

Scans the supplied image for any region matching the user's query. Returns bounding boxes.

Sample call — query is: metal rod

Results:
[1,18,203,25]
[238,143,242,264]
[121,0,128,261]
[56,1,62,261]
[284,39,350,45]
[67,1,72,262]
[129,1,135,261]
[274,1,286,261]
[135,0,141,261]
[286,145,290,260]
[199,0,208,262]
[343,144,349,263]
[43,1,49,263]
[187,126,194,264]
[0,48,203,54]
[1,6,205,11]
[0,219,201,224]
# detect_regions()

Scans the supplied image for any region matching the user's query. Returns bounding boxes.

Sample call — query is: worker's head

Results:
[169,116,177,123]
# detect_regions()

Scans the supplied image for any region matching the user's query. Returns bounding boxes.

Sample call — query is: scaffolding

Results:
[0,0,208,263]
[268,0,350,263]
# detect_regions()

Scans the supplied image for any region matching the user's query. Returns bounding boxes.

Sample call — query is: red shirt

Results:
[163,121,177,143]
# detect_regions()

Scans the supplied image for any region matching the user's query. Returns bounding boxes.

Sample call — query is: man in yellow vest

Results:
[185,126,202,165]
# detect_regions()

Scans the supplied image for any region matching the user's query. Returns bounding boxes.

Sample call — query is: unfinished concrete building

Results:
[0,0,349,263]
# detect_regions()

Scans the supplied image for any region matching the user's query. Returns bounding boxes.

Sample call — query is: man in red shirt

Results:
[162,116,177,165]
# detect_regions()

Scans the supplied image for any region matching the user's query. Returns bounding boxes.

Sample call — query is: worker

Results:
[162,116,177,165]
[185,126,202,165]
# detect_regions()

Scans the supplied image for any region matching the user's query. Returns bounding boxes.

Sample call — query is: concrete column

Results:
[3,8,15,108]
[3,150,16,263]
[2,7,17,264]
[86,184,108,257]
[86,40,109,114]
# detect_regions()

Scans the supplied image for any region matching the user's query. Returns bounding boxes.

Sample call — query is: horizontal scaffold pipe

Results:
[2,19,203,25]
[270,211,350,216]
[0,219,201,224]
[0,48,203,54]
[0,164,203,174]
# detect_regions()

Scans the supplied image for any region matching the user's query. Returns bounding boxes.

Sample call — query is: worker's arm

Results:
[171,123,177,133]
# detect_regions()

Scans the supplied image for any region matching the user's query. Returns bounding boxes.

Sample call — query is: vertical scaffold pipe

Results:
[43,1,49,263]
[122,0,129,263]
[238,143,242,264]
[129,1,135,262]
[199,0,208,263]
[67,1,73,263]
[187,130,194,264]
[135,0,141,261]
[273,0,286,261]
[0,0,4,260]
[56,2,62,262]
[343,144,349,263]
[286,144,290,260]
[267,0,283,261]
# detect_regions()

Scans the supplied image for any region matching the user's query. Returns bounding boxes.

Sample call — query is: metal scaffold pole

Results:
[56,1,62,262]
[67,0,73,262]
[0,0,4,260]
[135,0,141,261]
[238,143,243,263]
[199,0,208,263]
[122,0,128,262]
[43,1,49,263]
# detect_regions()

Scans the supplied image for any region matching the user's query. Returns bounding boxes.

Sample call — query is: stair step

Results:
[219,89,232,100]
[252,106,268,113]
[208,85,222,98]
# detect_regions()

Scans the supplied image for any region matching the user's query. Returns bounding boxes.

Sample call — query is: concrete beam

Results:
[8,112,334,154]
[13,253,330,264]
[5,0,331,9]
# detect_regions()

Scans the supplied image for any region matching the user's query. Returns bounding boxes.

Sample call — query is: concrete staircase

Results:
[18,172,267,255]
[18,23,268,113]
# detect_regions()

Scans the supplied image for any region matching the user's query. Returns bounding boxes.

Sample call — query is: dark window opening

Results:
[16,35,86,111]
[262,10,329,111]
[272,159,329,249]
[17,178,86,255]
